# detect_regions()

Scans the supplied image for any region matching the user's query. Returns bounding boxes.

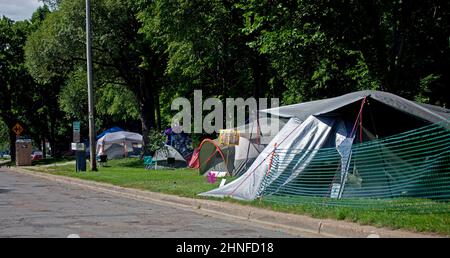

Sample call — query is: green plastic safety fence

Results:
[258,122,450,213]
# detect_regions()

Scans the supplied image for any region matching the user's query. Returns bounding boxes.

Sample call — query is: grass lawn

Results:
[26,158,223,198]
[25,157,450,235]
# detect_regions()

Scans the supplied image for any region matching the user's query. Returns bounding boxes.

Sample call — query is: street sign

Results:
[73,121,81,143]
[73,121,80,132]
[71,142,86,151]
[12,123,24,136]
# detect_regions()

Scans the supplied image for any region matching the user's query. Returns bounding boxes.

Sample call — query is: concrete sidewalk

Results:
[10,167,443,238]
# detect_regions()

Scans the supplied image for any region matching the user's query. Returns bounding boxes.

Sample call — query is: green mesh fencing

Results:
[258,122,450,213]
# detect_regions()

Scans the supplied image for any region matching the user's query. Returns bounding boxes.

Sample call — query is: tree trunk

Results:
[137,71,156,158]
[155,89,162,131]
[252,54,268,108]
[8,130,16,162]
[42,136,46,158]
[49,116,57,158]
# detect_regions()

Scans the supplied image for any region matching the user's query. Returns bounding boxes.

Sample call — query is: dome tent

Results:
[96,126,124,140]
[152,145,187,168]
[193,138,264,177]
[97,131,142,159]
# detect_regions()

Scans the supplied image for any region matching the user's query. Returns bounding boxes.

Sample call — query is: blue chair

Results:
[143,156,155,170]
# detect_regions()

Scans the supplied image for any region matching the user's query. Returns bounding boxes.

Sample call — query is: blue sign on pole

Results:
[73,121,81,143]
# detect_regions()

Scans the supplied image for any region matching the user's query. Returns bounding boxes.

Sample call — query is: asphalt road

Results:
[0,168,293,238]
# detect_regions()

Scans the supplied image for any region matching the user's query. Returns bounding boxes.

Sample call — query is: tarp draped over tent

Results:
[96,131,142,159]
[261,90,450,123]
[96,127,124,140]
[200,116,348,199]
[200,90,450,200]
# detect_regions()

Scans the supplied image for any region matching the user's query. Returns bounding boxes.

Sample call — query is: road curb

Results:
[8,167,444,238]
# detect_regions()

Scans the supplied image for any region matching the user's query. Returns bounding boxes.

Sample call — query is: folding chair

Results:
[98,154,108,167]
[143,156,156,170]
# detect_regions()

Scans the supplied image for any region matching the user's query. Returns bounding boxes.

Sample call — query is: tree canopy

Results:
[0,0,448,159]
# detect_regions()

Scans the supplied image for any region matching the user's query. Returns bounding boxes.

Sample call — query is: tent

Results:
[96,126,124,140]
[188,117,284,175]
[194,138,264,176]
[164,128,193,159]
[96,131,143,159]
[200,90,450,200]
[152,145,187,168]
[234,117,287,145]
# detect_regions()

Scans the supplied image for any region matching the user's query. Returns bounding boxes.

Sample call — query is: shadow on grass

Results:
[110,158,144,168]
[32,157,75,166]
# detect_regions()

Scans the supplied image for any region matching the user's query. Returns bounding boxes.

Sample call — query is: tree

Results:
[25,0,167,156]
[239,0,450,105]
[0,17,38,161]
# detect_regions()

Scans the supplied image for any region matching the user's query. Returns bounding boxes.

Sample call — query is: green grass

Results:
[231,199,450,235]
[26,158,223,198]
[25,157,450,236]
[31,157,75,166]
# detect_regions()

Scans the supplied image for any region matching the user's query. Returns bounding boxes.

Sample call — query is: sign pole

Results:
[86,0,97,171]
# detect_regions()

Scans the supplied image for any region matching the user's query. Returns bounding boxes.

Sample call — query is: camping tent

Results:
[96,126,124,140]
[234,117,287,145]
[97,131,143,159]
[164,128,193,159]
[193,138,264,176]
[188,117,284,175]
[200,90,450,200]
[152,145,187,168]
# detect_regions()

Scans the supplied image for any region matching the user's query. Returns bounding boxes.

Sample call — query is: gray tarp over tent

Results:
[260,90,450,123]
[200,90,450,200]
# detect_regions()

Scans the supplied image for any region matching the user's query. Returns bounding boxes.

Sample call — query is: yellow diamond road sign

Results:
[12,123,23,136]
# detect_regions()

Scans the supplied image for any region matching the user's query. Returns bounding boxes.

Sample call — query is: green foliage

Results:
[4,0,450,159]
[59,69,89,121]
[147,129,166,153]
[416,74,441,103]
[139,0,257,99]
[96,84,139,121]
[59,69,139,122]
[0,120,9,151]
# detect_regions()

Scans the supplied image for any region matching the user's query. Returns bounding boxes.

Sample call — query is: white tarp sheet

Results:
[199,115,337,200]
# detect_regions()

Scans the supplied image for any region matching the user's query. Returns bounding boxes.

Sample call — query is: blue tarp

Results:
[96,127,124,140]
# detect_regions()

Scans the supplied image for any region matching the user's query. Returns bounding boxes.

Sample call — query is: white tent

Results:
[232,137,265,176]
[152,145,187,168]
[97,131,143,159]
[234,117,287,145]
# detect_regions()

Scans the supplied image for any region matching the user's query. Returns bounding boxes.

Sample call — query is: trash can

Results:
[72,142,86,172]
[76,150,86,172]
[16,139,32,166]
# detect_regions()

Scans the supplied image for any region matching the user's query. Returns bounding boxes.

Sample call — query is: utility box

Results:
[16,139,32,166]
